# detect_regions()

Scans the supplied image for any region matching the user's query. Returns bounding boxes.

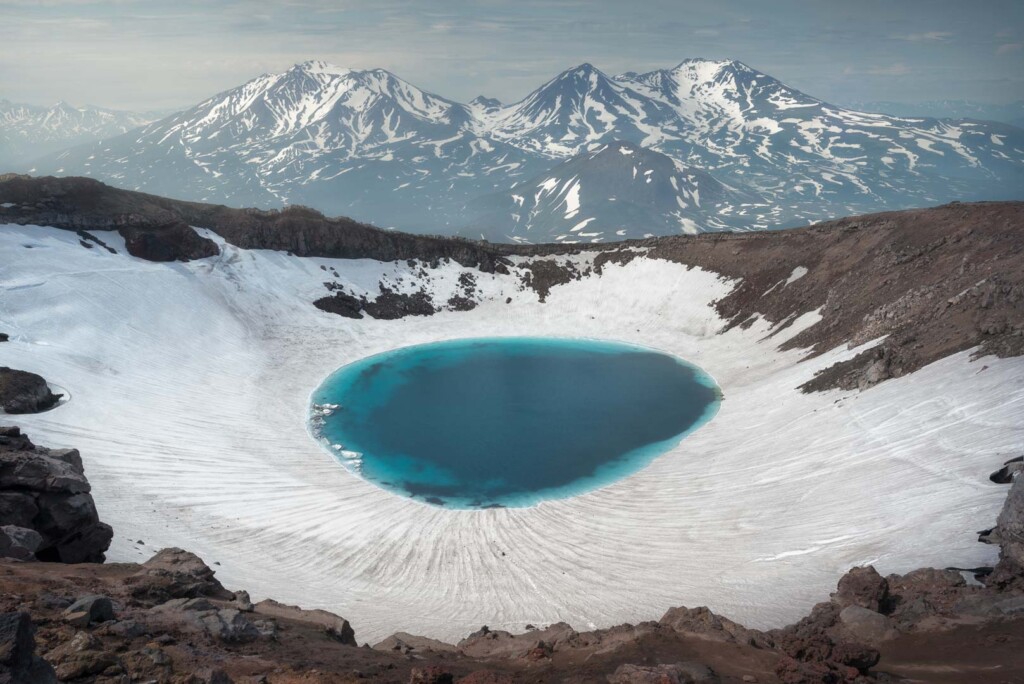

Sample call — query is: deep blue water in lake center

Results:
[310,338,721,509]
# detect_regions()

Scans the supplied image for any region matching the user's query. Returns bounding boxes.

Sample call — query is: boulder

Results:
[0,612,58,684]
[130,547,231,600]
[833,566,889,612]
[232,589,254,612]
[97,619,148,639]
[0,367,60,414]
[63,595,115,626]
[120,221,219,262]
[198,608,259,643]
[0,428,111,563]
[837,606,897,645]
[0,450,90,494]
[0,493,37,528]
[0,525,42,561]
[660,606,770,648]
[886,567,969,628]
[44,630,120,680]
[254,598,356,646]
[608,663,720,684]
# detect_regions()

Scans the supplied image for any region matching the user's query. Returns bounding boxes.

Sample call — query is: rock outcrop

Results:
[0,426,111,563]
[119,221,220,262]
[984,468,1024,591]
[0,611,57,683]
[0,368,60,414]
[126,547,233,601]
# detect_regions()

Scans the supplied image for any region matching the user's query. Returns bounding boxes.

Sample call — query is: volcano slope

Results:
[0,175,1022,650]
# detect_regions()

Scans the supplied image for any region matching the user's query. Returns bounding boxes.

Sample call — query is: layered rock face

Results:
[0,367,61,414]
[0,427,111,563]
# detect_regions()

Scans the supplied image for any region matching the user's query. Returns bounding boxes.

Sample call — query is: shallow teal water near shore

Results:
[310,337,721,509]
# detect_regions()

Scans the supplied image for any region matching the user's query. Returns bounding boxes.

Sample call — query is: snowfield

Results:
[2,224,1021,643]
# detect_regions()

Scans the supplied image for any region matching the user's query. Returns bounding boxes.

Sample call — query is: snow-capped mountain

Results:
[0,100,161,170]
[32,59,1024,240]
[480,63,687,158]
[36,61,549,230]
[465,141,756,243]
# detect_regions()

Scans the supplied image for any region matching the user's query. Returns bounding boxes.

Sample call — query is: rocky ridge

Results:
[0,427,111,564]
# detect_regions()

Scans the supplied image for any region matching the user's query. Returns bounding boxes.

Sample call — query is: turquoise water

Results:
[310,337,721,509]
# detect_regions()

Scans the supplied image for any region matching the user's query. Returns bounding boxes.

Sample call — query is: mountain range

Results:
[0,99,162,170]
[15,59,1024,242]
[848,99,1024,129]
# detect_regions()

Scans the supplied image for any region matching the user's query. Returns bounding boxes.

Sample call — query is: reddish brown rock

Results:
[833,566,890,612]
[409,665,454,684]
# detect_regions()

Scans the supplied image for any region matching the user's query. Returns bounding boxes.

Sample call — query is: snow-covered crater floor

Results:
[2,224,1021,643]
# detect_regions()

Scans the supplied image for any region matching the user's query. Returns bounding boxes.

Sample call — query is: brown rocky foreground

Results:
[1,427,1023,683]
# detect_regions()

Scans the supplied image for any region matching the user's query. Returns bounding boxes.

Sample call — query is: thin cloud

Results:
[843,63,912,77]
[893,31,953,42]
[997,43,1023,55]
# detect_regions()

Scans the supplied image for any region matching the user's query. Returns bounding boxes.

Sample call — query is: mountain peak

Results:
[671,58,757,80]
[548,62,610,84]
[470,95,501,107]
[290,60,352,78]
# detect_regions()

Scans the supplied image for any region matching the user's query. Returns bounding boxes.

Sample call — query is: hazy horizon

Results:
[2,0,1022,112]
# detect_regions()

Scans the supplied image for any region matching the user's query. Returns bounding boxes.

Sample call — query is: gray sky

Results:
[2,0,1022,112]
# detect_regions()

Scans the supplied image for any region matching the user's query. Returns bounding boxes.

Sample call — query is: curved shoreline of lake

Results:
[310,337,722,509]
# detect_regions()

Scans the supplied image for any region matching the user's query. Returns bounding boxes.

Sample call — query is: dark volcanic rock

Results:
[120,221,219,262]
[63,595,115,627]
[315,284,440,320]
[0,334,8,343]
[0,427,111,563]
[362,285,438,319]
[990,456,1024,484]
[0,526,43,561]
[0,612,58,683]
[518,258,582,302]
[0,367,60,414]
[314,290,365,319]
